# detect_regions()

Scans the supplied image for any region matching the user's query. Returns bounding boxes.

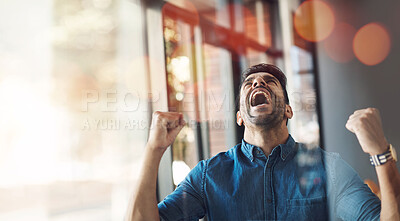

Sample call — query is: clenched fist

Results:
[147,111,186,153]
[346,108,389,155]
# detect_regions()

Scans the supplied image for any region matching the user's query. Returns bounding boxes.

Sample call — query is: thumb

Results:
[345,119,355,133]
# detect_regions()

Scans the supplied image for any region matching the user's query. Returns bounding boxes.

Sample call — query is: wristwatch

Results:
[369,144,397,166]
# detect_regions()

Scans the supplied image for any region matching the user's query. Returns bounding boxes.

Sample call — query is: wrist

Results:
[369,144,397,167]
[368,140,390,156]
[145,143,166,158]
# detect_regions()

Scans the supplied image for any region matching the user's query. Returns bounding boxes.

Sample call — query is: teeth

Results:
[251,91,270,105]
[252,91,269,101]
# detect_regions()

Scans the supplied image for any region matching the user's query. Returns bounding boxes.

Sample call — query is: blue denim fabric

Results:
[158,135,381,221]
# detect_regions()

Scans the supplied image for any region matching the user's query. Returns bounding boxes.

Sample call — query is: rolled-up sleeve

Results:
[158,160,207,221]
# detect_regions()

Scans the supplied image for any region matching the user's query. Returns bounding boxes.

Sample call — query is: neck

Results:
[243,123,289,156]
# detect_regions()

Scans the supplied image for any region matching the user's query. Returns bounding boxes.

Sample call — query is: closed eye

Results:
[243,81,252,88]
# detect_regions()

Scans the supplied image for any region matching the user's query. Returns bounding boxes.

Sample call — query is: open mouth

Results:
[250,90,270,107]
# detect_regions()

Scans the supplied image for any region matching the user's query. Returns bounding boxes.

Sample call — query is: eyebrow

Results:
[243,75,279,85]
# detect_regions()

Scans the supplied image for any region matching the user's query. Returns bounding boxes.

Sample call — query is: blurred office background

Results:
[0,0,399,220]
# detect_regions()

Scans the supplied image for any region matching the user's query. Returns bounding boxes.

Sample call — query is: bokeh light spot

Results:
[294,0,335,42]
[353,23,391,66]
[323,22,356,63]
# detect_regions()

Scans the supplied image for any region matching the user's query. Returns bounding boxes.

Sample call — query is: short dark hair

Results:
[236,63,289,111]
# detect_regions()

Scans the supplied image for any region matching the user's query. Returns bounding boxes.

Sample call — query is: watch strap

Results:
[369,148,393,166]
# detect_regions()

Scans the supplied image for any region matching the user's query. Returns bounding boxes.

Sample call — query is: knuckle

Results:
[153,111,161,118]
[359,116,367,122]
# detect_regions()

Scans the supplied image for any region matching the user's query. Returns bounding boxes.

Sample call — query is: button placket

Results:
[264,154,276,220]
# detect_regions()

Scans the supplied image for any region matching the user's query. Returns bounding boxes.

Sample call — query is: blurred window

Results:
[0,0,150,220]
[162,0,284,186]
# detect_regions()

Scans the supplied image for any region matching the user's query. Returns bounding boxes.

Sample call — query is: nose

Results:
[252,77,266,88]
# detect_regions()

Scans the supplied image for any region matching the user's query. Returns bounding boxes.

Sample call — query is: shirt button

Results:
[267,164,271,168]
[267,199,272,203]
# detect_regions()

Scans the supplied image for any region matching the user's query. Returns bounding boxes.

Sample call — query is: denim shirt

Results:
[158,135,381,221]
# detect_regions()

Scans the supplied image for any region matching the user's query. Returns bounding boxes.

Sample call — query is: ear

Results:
[236,111,243,126]
[285,104,293,119]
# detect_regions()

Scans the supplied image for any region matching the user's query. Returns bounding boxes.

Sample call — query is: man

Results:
[131,64,400,220]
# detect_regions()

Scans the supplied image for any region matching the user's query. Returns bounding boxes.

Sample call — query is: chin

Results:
[254,117,283,129]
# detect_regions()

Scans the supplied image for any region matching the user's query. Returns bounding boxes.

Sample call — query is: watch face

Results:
[390,145,398,162]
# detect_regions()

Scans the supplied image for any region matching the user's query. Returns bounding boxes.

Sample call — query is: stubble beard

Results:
[242,96,286,130]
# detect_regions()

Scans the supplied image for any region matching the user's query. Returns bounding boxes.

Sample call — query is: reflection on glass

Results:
[0,0,148,220]
[202,43,229,157]
[163,16,199,182]
[290,44,320,147]
[163,0,283,165]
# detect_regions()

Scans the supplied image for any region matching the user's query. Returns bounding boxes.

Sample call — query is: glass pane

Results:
[162,0,283,166]
[202,44,230,157]
[163,16,199,186]
[0,0,149,220]
[288,4,321,147]
[290,46,320,146]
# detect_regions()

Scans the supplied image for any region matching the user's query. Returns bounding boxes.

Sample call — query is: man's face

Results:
[238,72,287,128]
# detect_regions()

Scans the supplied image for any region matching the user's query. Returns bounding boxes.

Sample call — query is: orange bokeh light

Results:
[323,22,356,63]
[294,0,335,42]
[353,23,391,66]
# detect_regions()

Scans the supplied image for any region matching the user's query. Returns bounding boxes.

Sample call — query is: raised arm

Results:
[128,111,185,221]
[346,108,400,220]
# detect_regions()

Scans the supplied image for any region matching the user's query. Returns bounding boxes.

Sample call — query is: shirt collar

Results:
[241,134,296,162]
